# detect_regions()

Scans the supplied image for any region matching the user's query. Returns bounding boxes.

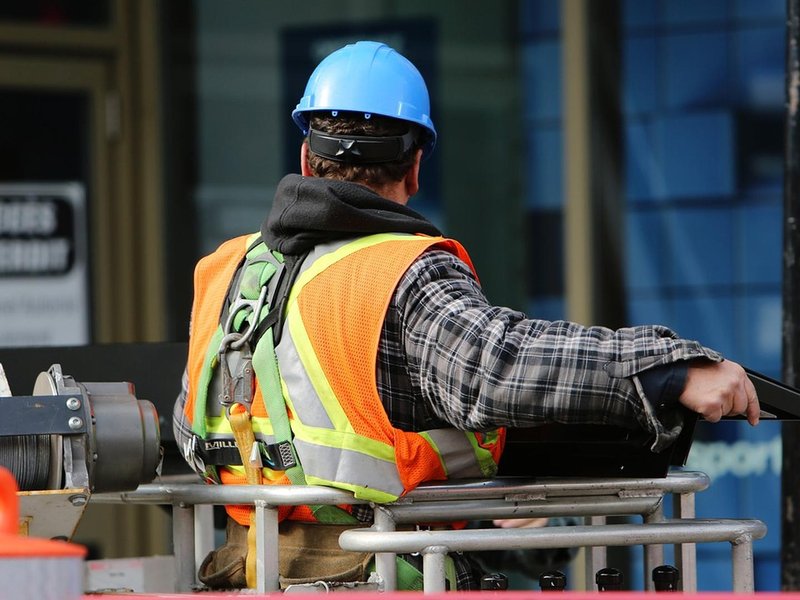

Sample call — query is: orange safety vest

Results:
[184,233,506,524]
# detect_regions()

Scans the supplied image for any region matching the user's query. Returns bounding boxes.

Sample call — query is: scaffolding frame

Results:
[93,471,765,593]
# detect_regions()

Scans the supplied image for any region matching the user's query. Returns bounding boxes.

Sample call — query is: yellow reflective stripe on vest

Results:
[280,376,403,500]
[419,430,486,479]
[287,233,410,306]
[205,415,276,437]
[294,437,402,502]
[289,417,396,462]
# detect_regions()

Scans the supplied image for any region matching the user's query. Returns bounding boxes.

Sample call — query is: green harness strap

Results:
[193,327,224,439]
[396,557,425,592]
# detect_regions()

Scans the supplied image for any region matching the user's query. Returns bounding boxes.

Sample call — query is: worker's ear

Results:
[300,141,313,176]
[404,149,423,197]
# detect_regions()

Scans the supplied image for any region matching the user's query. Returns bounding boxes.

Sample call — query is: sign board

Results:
[0,183,89,347]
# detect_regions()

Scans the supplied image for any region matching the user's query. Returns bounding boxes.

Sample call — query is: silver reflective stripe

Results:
[273,239,352,429]
[275,330,334,429]
[425,429,485,478]
[294,438,404,497]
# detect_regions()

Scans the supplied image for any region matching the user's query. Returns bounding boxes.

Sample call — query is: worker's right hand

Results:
[678,359,760,426]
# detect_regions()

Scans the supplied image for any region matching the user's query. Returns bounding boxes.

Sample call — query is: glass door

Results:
[0,56,110,345]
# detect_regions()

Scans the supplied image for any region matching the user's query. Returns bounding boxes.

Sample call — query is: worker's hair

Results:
[306,111,423,186]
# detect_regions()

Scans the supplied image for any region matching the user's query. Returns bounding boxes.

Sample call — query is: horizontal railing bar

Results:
[92,472,709,508]
[403,472,710,502]
[339,519,767,554]
[92,482,365,506]
[380,495,661,523]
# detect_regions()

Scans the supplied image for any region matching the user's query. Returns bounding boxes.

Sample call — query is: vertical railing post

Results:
[373,506,397,591]
[193,503,215,578]
[172,503,197,591]
[674,491,697,592]
[422,547,448,594]
[643,501,665,591]
[254,500,281,593]
[732,536,756,593]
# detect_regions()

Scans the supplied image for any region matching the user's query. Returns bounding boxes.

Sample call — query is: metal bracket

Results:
[0,395,89,435]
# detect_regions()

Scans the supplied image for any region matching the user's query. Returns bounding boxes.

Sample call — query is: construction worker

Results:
[173,40,760,590]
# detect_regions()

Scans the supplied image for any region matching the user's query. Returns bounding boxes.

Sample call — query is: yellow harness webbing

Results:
[229,409,262,589]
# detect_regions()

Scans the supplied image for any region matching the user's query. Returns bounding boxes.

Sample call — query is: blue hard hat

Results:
[292,41,437,157]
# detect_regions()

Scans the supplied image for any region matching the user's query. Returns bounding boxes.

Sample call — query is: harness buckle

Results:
[260,440,297,470]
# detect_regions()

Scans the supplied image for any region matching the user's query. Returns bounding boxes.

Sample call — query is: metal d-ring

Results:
[221,285,268,351]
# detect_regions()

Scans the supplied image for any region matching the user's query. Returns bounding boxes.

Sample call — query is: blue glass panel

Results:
[692,550,733,590]
[755,555,781,591]
[667,293,735,355]
[623,0,658,29]
[525,126,563,209]
[527,296,565,321]
[737,203,781,285]
[628,296,671,327]
[687,421,782,590]
[733,26,785,110]
[655,111,734,199]
[664,207,734,287]
[663,0,730,26]
[735,0,785,21]
[521,41,562,121]
[625,120,664,201]
[519,0,561,36]
[624,36,657,114]
[620,1,782,590]
[626,209,667,289]
[663,31,730,110]
[738,292,782,373]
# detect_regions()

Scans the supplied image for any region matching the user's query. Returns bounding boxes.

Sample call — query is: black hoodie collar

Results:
[262,174,442,255]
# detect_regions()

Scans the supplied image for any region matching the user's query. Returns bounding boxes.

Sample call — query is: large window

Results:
[520,0,784,590]
[623,1,784,590]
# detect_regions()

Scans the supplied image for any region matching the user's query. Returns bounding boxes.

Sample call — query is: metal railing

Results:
[92,471,766,593]
[341,519,766,593]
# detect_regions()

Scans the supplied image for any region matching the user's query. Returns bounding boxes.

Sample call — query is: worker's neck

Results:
[369,181,409,205]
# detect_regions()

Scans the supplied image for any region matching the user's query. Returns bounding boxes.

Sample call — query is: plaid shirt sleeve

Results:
[393,249,722,451]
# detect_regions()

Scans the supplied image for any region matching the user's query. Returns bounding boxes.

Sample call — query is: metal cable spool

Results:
[0,364,160,493]
[0,367,63,491]
[0,435,52,491]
